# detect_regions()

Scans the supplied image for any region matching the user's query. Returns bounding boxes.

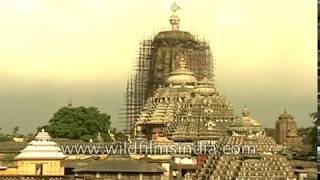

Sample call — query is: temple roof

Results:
[15,129,65,160]
[229,107,262,133]
[74,157,165,173]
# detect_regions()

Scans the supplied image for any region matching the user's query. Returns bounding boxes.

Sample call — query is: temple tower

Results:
[275,110,302,146]
[122,1,214,131]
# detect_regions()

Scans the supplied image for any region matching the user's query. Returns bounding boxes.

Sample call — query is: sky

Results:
[0,0,316,134]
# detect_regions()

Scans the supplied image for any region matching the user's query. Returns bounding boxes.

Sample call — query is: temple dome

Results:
[167,56,197,87]
[229,107,262,133]
[193,78,215,96]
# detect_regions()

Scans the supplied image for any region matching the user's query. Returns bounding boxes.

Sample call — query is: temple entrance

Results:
[35,164,43,175]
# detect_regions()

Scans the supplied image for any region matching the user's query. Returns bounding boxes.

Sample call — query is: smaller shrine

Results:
[15,129,65,176]
[275,110,303,147]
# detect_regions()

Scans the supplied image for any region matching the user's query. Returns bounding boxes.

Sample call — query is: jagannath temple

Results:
[0,1,312,180]
[126,1,300,179]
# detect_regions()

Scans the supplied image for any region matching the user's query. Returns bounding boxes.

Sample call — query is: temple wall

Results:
[17,160,64,176]
[0,168,18,175]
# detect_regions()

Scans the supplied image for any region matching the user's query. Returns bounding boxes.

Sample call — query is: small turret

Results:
[167,55,197,88]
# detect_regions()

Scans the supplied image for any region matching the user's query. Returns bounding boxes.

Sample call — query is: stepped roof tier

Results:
[165,94,233,141]
[219,134,282,155]
[197,154,295,179]
[15,129,65,160]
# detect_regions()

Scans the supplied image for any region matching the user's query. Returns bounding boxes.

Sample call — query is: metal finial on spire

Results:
[67,98,73,107]
[169,0,181,31]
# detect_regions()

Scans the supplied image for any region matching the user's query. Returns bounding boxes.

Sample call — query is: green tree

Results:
[39,106,113,141]
[298,127,314,144]
[264,128,275,138]
[1,154,15,164]
[309,112,317,154]
[0,134,12,142]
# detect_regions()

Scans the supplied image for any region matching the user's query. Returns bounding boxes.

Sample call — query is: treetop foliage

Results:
[39,106,123,142]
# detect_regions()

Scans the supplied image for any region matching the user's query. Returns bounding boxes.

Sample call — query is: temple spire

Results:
[169,0,181,31]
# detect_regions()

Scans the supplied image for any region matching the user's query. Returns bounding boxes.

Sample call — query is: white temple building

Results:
[15,129,65,176]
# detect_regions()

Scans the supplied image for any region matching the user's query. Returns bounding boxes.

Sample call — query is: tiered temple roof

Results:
[15,129,65,160]
[198,154,294,179]
[135,56,233,142]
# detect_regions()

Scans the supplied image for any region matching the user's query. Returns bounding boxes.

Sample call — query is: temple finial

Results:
[242,105,249,116]
[169,0,181,31]
[171,0,181,13]
[67,98,73,107]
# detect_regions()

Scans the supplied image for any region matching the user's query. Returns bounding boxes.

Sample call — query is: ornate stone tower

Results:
[275,110,302,146]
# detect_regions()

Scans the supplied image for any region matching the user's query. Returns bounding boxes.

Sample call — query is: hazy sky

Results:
[0,0,316,133]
